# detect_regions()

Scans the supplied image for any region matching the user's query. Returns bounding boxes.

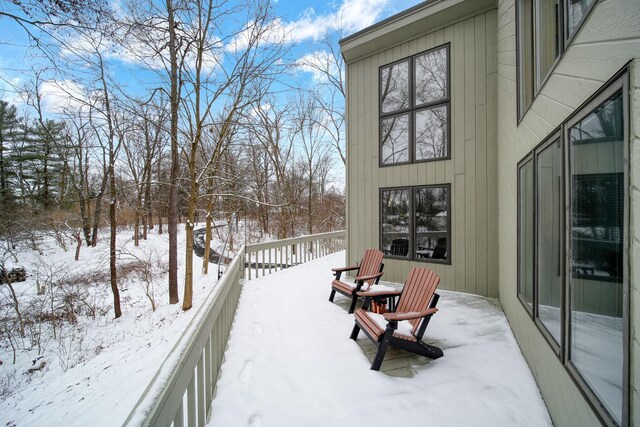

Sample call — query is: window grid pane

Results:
[379,44,449,165]
[535,0,562,90]
[518,160,534,309]
[517,0,534,116]
[381,189,410,258]
[380,61,409,114]
[415,105,448,160]
[569,90,624,424]
[414,46,447,106]
[536,137,563,345]
[381,114,410,164]
[566,0,595,39]
[414,186,448,261]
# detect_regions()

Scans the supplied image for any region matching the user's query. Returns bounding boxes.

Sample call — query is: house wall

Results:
[496,0,639,425]
[344,9,499,297]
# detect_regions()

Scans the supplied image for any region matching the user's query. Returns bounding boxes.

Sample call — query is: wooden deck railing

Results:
[244,230,346,280]
[125,230,345,427]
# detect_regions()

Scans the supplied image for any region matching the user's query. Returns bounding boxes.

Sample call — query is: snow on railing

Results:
[244,230,346,280]
[125,230,345,427]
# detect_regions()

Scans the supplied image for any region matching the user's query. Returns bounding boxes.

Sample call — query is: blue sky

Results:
[0,0,424,114]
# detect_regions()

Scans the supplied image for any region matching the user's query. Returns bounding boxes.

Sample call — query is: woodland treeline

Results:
[0,0,346,316]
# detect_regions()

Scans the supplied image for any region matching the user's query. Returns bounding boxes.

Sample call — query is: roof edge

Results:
[339,0,438,46]
[340,0,497,63]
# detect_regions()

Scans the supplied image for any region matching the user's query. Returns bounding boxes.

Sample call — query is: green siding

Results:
[345,10,499,297]
[495,0,640,426]
[343,0,638,424]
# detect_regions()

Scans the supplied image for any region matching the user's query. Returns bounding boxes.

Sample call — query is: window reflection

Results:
[380,61,409,114]
[379,44,449,165]
[536,137,563,345]
[569,91,623,424]
[535,0,561,89]
[414,47,447,106]
[381,114,409,164]
[566,0,595,39]
[415,186,448,261]
[518,160,534,309]
[415,105,448,160]
[381,189,410,258]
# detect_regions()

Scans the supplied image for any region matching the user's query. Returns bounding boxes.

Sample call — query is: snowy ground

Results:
[0,226,231,427]
[209,252,552,427]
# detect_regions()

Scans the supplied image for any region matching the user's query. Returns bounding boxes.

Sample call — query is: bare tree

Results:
[245,99,295,239]
[178,0,286,310]
[48,23,124,318]
[296,32,346,165]
[120,101,165,246]
[165,0,182,305]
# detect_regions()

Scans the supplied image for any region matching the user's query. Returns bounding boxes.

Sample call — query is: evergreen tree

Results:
[31,119,67,210]
[0,101,21,207]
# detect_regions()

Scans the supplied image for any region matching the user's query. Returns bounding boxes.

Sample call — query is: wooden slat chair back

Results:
[350,267,443,370]
[395,268,440,334]
[357,249,385,285]
[329,249,384,314]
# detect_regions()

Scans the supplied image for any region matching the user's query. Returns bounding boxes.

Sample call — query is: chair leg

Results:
[329,289,336,302]
[371,322,396,371]
[348,294,359,314]
[350,322,361,340]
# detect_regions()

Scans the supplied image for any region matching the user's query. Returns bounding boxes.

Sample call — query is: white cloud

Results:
[0,73,27,109]
[39,79,87,114]
[295,50,341,83]
[336,0,389,32]
[284,0,389,43]
[228,0,389,51]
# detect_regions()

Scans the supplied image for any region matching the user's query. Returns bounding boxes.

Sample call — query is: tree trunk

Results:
[109,177,121,318]
[167,0,180,305]
[202,195,213,275]
[76,188,91,245]
[91,172,108,247]
[134,191,142,246]
[182,178,197,311]
[74,232,82,261]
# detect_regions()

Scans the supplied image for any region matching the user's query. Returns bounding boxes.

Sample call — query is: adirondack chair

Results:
[329,249,385,314]
[389,238,409,256]
[350,267,443,371]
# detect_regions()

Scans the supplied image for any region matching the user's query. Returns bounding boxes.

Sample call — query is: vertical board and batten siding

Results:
[496,0,639,425]
[632,58,640,427]
[346,10,499,297]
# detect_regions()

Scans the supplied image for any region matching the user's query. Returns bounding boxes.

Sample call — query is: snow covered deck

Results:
[208,252,552,426]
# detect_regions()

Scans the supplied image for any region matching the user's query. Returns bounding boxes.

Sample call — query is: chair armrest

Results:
[354,271,384,283]
[356,289,402,297]
[332,265,359,280]
[332,265,359,273]
[383,308,438,321]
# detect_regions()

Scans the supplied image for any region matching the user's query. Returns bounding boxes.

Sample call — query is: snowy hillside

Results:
[0,227,229,426]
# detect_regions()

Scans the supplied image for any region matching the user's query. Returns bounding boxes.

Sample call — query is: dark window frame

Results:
[563,71,629,427]
[379,43,451,166]
[564,0,598,44]
[517,154,535,316]
[516,67,629,427]
[379,184,451,265]
[516,0,598,122]
[533,131,565,357]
